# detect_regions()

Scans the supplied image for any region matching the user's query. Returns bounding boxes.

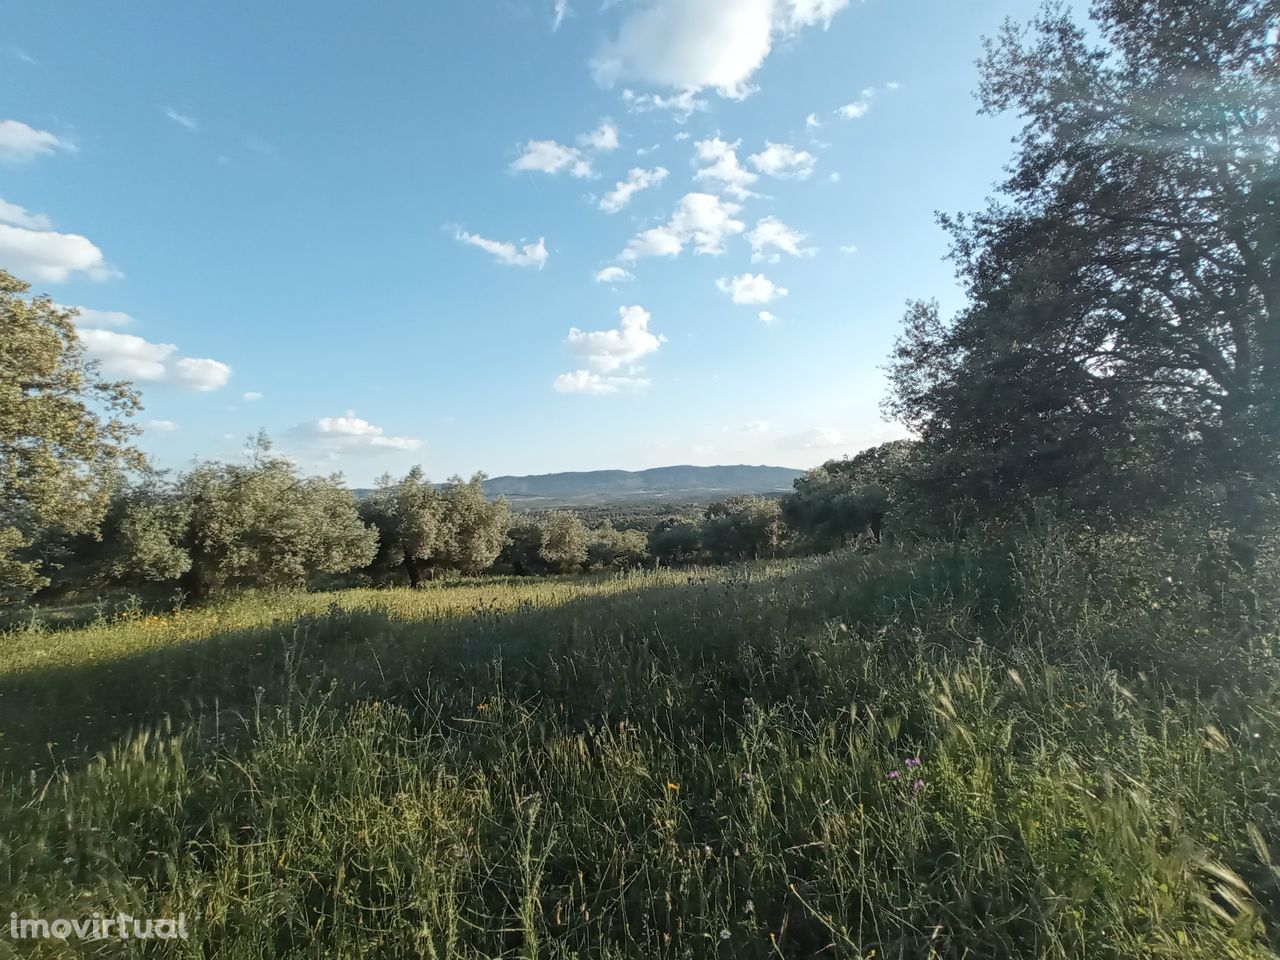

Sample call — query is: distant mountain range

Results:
[481,465,802,504]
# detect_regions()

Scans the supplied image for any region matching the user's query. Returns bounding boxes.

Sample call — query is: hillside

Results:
[480,463,802,504]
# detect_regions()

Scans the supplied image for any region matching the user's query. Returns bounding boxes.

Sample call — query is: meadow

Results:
[2,529,1278,958]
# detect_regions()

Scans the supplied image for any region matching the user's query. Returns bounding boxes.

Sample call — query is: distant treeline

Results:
[14,432,906,600]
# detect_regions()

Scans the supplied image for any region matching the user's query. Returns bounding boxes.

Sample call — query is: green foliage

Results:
[647,516,703,566]
[784,440,916,549]
[503,512,590,575]
[0,270,146,599]
[113,435,377,597]
[702,495,788,562]
[886,1,1280,531]
[433,473,511,576]
[585,522,650,570]
[361,466,445,586]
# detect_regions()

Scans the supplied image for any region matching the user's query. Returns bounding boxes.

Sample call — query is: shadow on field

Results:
[0,549,972,773]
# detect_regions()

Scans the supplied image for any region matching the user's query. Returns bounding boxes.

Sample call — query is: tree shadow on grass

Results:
[0,548,971,774]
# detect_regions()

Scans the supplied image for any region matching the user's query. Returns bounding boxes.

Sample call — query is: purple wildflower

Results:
[905,756,921,769]
[914,779,925,791]
[888,769,901,779]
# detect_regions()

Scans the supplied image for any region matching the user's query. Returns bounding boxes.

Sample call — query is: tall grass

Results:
[1,530,1277,957]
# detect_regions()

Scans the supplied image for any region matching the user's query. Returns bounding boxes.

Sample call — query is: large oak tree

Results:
[888,0,1278,530]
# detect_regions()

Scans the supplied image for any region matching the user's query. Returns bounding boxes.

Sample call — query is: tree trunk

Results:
[403,555,422,589]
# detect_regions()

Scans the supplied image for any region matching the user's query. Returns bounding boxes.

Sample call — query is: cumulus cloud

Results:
[600,166,668,214]
[0,197,51,230]
[837,99,870,120]
[552,0,569,29]
[593,0,850,100]
[694,138,758,199]
[595,266,635,283]
[243,391,264,401]
[511,139,593,178]
[298,410,422,451]
[513,120,621,179]
[455,229,549,268]
[747,216,815,263]
[164,107,199,131]
[77,328,232,391]
[621,88,707,122]
[566,304,665,372]
[579,119,619,152]
[840,243,859,254]
[0,201,117,282]
[778,426,842,449]
[717,272,788,304]
[620,192,744,261]
[749,141,816,179]
[758,310,779,324]
[0,119,73,163]
[805,112,822,129]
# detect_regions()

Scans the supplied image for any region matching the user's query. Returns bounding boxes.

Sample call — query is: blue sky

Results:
[2,0,1041,484]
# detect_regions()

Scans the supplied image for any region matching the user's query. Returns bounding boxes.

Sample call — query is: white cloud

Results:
[553,370,650,394]
[595,266,635,283]
[164,107,198,131]
[599,166,668,214]
[300,410,422,451]
[60,304,134,328]
[455,229,549,268]
[511,139,593,178]
[836,100,869,120]
[243,391,264,401]
[622,89,707,121]
[566,304,665,372]
[694,138,758,199]
[840,243,859,254]
[0,197,51,230]
[749,142,816,179]
[805,112,822,129]
[778,426,842,449]
[716,272,788,304]
[579,119,619,152]
[145,419,179,432]
[758,310,779,324]
[828,171,840,183]
[512,120,619,179]
[0,207,116,283]
[553,0,569,30]
[0,119,72,163]
[620,192,744,261]
[593,0,849,100]
[77,328,232,391]
[837,83,898,120]
[747,216,815,263]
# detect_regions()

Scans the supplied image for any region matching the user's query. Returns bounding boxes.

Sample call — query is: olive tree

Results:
[0,270,146,598]
[702,496,788,562]
[114,435,377,598]
[361,466,444,587]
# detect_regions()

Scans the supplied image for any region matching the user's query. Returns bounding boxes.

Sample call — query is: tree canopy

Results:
[0,270,146,598]
[887,0,1279,530]
[115,435,377,597]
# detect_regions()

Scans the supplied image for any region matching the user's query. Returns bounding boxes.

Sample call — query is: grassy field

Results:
[1,534,1279,958]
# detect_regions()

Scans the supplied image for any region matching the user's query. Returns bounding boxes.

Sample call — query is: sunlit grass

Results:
[1,538,1278,958]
